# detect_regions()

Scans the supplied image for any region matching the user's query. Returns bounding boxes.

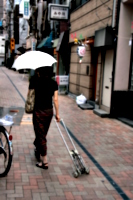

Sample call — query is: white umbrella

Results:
[12,51,57,70]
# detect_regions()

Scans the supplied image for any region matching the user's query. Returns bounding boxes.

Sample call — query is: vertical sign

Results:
[0,21,2,27]
[31,38,36,51]
[24,0,30,19]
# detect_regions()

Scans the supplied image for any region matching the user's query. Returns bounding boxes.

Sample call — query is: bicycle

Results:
[0,110,18,177]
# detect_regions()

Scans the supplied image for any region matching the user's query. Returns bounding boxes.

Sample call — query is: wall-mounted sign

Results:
[56,76,69,86]
[48,4,69,21]
[24,0,30,19]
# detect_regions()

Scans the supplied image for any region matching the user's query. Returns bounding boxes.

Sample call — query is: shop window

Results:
[81,0,87,4]
[60,0,67,4]
[70,0,89,12]
[76,0,81,7]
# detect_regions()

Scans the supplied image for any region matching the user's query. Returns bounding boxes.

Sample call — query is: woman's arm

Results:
[53,90,60,122]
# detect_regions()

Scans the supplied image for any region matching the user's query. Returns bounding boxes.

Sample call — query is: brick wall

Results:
[69,44,93,99]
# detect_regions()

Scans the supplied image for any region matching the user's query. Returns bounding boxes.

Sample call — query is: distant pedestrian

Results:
[28,67,60,169]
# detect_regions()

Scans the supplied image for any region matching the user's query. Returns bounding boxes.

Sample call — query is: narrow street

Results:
[0,67,133,200]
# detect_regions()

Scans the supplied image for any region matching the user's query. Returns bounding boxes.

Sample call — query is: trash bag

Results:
[76,94,87,105]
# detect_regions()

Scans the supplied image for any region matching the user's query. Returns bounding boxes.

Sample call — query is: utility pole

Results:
[29,1,37,76]
[5,0,14,68]
[8,0,14,41]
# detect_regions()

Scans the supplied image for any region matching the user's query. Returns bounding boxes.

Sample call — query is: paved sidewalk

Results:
[0,67,133,200]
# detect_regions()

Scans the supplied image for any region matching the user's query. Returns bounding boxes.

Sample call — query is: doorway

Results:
[102,49,114,111]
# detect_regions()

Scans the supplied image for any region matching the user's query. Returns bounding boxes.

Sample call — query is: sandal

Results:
[36,162,48,169]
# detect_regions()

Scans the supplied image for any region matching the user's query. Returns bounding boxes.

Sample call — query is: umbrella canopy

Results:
[12,51,57,71]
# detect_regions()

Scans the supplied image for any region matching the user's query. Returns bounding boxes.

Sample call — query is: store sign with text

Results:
[24,0,30,19]
[48,4,69,21]
[56,76,69,86]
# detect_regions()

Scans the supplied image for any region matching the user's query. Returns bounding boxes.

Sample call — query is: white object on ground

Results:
[76,94,87,105]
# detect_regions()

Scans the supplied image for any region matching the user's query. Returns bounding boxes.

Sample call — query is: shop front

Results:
[110,1,133,122]
[55,31,70,93]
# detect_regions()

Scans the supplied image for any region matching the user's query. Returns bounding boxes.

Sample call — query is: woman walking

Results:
[28,67,60,169]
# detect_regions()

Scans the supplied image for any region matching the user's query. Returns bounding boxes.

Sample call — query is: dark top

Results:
[29,76,58,109]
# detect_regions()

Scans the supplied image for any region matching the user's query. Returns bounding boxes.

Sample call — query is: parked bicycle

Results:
[0,110,18,177]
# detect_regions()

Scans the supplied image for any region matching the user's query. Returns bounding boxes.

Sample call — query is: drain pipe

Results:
[112,0,117,28]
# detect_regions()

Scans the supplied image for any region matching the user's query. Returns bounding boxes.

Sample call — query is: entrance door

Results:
[102,50,113,108]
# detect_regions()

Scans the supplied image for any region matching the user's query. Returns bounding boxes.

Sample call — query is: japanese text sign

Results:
[56,76,69,86]
[48,4,69,21]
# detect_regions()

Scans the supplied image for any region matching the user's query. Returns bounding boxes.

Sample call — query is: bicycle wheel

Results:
[0,126,13,177]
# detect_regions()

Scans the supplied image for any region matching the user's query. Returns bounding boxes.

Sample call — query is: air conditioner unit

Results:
[94,27,114,47]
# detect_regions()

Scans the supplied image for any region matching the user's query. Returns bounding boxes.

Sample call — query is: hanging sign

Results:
[24,0,30,19]
[48,4,69,21]
[77,46,86,57]
[77,46,86,63]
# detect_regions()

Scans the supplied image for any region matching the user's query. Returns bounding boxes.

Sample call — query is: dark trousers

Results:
[33,108,53,156]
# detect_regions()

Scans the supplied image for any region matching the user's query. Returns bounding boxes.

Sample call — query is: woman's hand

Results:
[56,115,60,122]
[53,91,60,122]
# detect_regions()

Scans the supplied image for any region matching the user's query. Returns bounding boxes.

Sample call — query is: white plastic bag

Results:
[76,94,87,105]
[0,114,14,126]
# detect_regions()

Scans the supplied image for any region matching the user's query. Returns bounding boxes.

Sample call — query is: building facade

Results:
[0,0,7,66]
[31,0,70,77]
[5,0,133,121]
[111,0,133,120]
[69,0,133,120]
[69,0,114,102]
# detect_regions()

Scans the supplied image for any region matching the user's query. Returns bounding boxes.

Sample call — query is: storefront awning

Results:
[56,31,69,52]
[37,37,48,49]
[52,38,59,48]
[37,31,53,49]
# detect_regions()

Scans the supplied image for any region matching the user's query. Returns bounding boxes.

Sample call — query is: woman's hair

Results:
[36,67,53,78]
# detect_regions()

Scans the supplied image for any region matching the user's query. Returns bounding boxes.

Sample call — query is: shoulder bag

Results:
[25,89,35,114]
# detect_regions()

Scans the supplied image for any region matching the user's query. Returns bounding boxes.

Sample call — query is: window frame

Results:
[70,0,90,13]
